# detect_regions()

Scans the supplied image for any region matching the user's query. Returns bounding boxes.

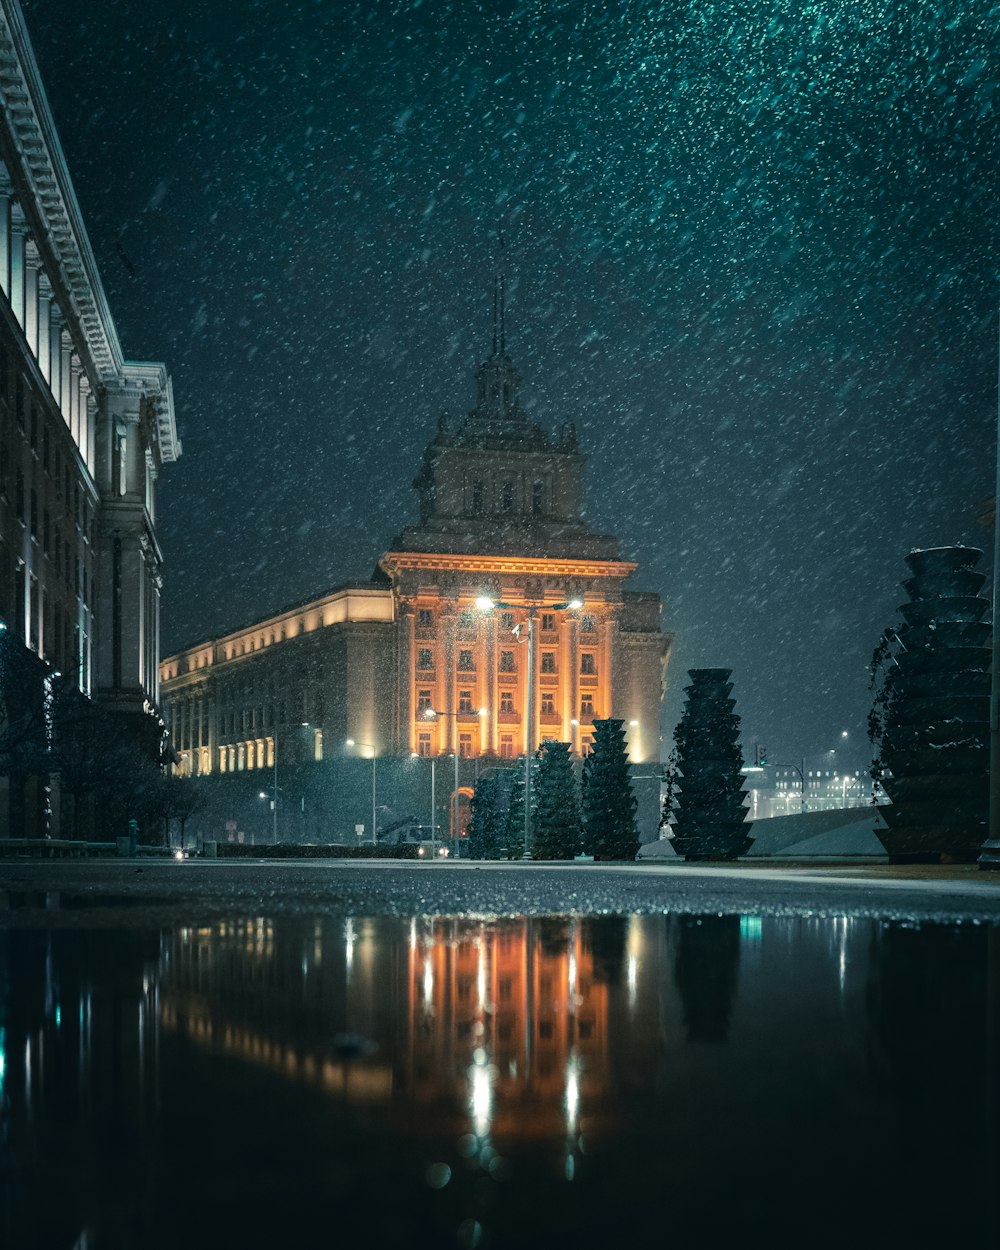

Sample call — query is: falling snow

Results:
[21,0,1000,763]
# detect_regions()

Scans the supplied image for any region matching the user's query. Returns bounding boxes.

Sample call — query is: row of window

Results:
[170,696,324,749]
[415,732,596,761]
[416,647,597,675]
[417,607,596,633]
[416,687,598,721]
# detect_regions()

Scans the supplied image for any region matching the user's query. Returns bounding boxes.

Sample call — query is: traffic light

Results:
[755,744,768,767]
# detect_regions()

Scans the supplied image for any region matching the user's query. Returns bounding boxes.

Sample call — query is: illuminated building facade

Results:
[160,295,668,807]
[0,0,179,835]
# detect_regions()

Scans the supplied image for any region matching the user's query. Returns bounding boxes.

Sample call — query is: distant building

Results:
[160,286,669,841]
[746,765,872,820]
[0,0,179,835]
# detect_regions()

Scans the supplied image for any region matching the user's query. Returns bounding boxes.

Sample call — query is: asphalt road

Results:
[2,857,1000,926]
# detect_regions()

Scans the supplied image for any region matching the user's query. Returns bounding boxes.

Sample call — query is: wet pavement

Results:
[1,863,998,1249]
[2,858,1000,926]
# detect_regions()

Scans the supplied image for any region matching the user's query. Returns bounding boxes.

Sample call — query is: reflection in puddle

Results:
[1,915,996,1249]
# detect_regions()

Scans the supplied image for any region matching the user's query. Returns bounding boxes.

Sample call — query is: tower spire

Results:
[491,223,507,360]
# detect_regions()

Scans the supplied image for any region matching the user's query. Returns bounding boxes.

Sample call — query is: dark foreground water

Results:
[1,912,997,1250]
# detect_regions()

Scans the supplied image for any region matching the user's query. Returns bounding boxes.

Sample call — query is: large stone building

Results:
[0,0,179,835]
[160,289,668,841]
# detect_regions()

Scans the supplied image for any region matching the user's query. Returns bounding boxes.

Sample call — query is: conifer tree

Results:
[503,763,527,859]
[531,740,580,859]
[580,719,638,860]
[670,668,753,861]
[468,773,507,860]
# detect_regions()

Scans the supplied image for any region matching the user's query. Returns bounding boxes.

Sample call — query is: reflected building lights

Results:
[344,917,356,977]
[468,1056,494,1139]
[564,1058,580,1132]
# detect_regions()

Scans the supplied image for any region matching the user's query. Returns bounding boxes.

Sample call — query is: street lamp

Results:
[475,594,583,858]
[258,735,278,841]
[410,750,439,857]
[346,738,377,845]
[423,705,487,854]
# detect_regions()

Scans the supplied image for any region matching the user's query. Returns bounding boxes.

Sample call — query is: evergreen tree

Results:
[670,668,753,861]
[580,719,638,860]
[503,762,528,859]
[531,740,580,859]
[468,773,507,860]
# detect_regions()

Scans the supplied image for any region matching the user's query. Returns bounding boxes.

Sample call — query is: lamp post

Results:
[410,749,439,857]
[423,706,487,855]
[475,595,583,859]
[257,738,279,841]
[346,739,377,845]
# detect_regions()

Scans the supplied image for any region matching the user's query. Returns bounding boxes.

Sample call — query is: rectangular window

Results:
[532,480,544,516]
[457,649,474,671]
[500,611,515,631]
[458,608,475,628]
[580,653,596,675]
[458,690,473,713]
[500,690,515,715]
[540,651,556,674]
[417,733,431,757]
[499,650,516,673]
[500,735,514,759]
[417,608,433,628]
[501,480,514,513]
[541,613,555,632]
[580,615,595,633]
[471,478,484,514]
[417,648,434,669]
[417,688,433,714]
[459,734,473,758]
[541,692,556,716]
[580,697,595,720]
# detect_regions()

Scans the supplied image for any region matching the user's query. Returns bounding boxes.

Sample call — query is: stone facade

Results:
[0,0,179,835]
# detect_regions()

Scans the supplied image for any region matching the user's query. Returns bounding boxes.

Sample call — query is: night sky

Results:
[20,0,999,768]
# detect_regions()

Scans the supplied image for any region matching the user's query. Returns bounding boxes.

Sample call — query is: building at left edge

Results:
[0,0,180,837]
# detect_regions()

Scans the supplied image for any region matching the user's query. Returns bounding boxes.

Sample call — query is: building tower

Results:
[381,265,668,766]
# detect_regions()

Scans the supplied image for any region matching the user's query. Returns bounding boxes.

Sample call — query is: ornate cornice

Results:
[0,0,122,379]
[0,2,179,462]
[380,550,637,580]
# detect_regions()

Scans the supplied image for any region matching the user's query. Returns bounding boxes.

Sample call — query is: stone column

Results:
[399,602,414,752]
[48,304,62,404]
[60,329,72,426]
[486,614,497,754]
[442,604,456,754]
[36,270,52,385]
[85,392,97,478]
[0,174,12,298]
[24,239,39,358]
[9,204,26,329]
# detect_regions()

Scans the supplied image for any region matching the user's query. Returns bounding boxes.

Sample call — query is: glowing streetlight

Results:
[346,738,378,845]
[475,593,583,858]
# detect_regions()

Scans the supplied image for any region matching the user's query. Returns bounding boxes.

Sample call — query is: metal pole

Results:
[983,307,1000,866]
[273,737,278,842]
[430,756,436,858]
[523,610,535,859]
[800,755,805,814]
[371,755,377,846]
[454,748,460,856]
